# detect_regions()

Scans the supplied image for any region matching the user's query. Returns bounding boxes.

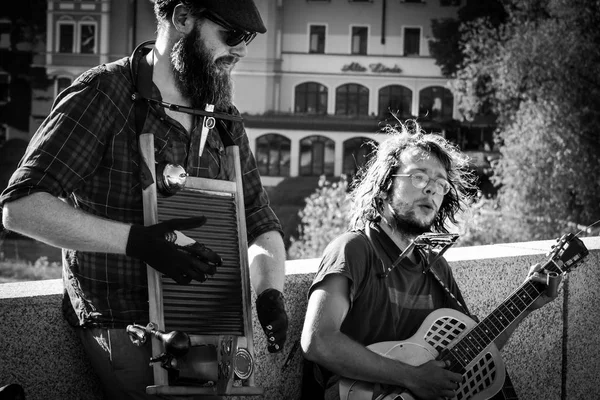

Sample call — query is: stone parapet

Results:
[1,236,599,400]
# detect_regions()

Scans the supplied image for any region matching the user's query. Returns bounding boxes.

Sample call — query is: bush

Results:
[287,176,351,260]
[0,256,61,283]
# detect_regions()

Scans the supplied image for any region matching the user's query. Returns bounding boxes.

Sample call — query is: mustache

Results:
[216,55,238,66]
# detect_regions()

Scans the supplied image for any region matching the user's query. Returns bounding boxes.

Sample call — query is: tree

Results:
[287,176,351,260]
[429,0,507,77]
[452,0,600,242]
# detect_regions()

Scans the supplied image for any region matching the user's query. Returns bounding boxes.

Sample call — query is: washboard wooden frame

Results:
[139,133,262,397]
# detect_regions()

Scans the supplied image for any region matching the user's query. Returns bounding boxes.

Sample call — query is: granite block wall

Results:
[1,237,598,400]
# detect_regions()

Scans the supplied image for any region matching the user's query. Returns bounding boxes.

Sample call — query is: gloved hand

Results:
[126,216,222,284]
[256,288,288,353]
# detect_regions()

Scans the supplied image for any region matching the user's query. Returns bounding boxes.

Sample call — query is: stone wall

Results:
[1,236,599,400]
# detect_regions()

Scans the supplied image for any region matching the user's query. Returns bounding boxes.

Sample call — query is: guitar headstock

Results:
[546,233,589,274]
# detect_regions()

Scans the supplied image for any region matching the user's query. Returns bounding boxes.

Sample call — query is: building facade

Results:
[32,0,494,186]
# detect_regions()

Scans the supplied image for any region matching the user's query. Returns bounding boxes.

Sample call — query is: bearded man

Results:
[0,1,288,399]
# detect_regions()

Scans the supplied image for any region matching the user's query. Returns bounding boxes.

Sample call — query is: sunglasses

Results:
[202,12,257,47]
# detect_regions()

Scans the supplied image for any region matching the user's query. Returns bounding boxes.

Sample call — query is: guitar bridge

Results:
[379,233,459,278]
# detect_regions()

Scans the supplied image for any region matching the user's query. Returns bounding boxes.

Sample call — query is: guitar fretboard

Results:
[443,259,561,372]
[449,280,542,369]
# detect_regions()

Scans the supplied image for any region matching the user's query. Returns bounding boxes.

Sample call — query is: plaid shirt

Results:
[0,47,282,328]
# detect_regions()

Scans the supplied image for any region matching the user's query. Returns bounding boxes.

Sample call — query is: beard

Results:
[170,24,234,110]
[386,203,433,237]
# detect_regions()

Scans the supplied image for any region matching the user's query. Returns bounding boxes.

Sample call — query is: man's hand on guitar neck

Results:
[404,359,462,400]
[526,262,563,311]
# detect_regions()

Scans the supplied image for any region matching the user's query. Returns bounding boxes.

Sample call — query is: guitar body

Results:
[340,308,505,400]
[339,233,589,400]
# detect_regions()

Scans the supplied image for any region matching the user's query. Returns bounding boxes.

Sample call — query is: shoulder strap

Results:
[425,261,473,318]
[129,40,155,139]
[129,42,155,189]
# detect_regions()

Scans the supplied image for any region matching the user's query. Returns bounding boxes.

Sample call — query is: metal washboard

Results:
[138,129,262,397]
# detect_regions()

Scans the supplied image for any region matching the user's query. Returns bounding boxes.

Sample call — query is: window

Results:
[57,21,75,53]
[378,85,412,118]
[299,136,335,176]
[351,26,368,55]
[419,86,454,120]
[309,25,326,54]
[343,137,374,176]
[335,84,369,116]
[403,27,421,56]
[56,18,97,54]
[56,77,72,98]
[295,82,328,114]
[256,134,291,177]
[79,22,97,54]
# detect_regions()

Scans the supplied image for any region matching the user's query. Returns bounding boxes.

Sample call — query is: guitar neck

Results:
[444,258,559,371]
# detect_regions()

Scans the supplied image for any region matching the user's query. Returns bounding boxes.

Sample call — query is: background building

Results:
[27,0,495,188]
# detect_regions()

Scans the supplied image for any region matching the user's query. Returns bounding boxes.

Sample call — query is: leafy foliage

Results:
[0,0,47,49]
[451,0,600,241]
[287,176,352,260]
[0,256,61,283]
[429,0,507,77]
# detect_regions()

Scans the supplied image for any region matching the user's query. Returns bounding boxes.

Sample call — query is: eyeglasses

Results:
[202,12,257,47]
[393,172,451,195]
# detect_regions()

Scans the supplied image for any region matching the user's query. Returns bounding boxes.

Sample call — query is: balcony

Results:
[1,237,599,399]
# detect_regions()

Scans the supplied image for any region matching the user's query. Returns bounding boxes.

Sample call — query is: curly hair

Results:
[348,119,476,233]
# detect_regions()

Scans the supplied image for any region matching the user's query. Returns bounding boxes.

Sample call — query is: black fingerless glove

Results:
[126,216,222,285]
[256,288,288,353]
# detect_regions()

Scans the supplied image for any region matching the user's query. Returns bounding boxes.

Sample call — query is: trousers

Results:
[76,327,164,400]
[76,327,223,400]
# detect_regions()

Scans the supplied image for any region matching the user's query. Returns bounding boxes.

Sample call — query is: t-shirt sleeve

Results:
[308,231,372,304]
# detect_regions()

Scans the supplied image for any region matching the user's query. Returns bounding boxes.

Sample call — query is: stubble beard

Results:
[387,203,433,238]
[170,24,234,110]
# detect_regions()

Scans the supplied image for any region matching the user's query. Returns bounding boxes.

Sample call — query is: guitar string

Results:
[451,252,577,366]
[473,217,600,254]
[451,281,541,367]
[574,217,600,238]
[431,226,593,388]
[437,257,557,367]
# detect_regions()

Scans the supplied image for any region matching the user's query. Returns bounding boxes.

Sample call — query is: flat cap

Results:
[153,0,266,34]
[198,0,266,33]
